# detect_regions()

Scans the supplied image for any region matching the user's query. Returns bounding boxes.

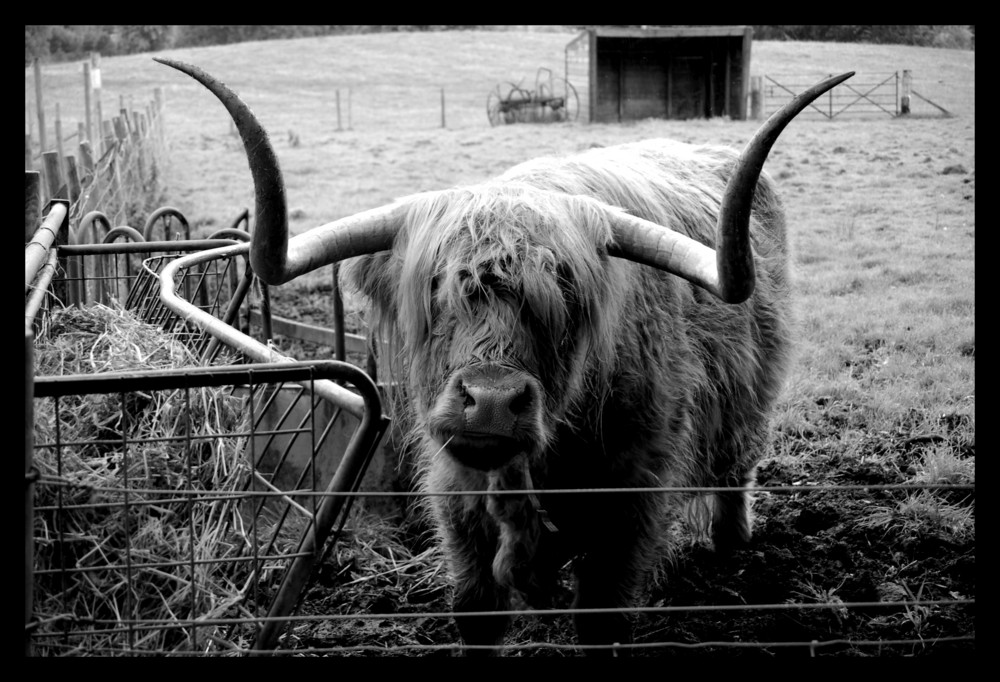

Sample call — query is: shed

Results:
[565,26,753,123]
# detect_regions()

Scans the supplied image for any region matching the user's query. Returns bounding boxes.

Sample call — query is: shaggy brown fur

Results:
[342,139,792,655]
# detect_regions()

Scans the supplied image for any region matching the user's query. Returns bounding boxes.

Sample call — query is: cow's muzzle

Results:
[429,364,543,470]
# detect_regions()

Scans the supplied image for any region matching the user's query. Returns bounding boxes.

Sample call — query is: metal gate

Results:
[763,72,900,118]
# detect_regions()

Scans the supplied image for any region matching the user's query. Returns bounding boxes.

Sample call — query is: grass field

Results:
[27,28,974,656]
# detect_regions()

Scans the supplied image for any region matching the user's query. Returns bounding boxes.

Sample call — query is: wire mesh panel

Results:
[29,362,387,655]
[129,251,256,363]
[29,239,258,351]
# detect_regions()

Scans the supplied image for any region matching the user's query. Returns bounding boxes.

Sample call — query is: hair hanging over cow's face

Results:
[344,184,632,469]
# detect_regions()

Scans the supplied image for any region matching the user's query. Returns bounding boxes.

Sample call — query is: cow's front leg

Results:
[570,492,662,657]
[438,502,511,656]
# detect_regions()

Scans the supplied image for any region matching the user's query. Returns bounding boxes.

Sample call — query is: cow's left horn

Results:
[155,58,407,285]
[608,71,854,304]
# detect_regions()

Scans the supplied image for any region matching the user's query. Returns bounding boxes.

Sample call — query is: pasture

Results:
[27,29,974,655]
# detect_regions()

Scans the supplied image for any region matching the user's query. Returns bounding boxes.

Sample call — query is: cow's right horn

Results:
[608,71,854,304]
[155,58,407,285]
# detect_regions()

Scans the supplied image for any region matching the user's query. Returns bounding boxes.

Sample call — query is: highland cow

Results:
[157,58,851,655]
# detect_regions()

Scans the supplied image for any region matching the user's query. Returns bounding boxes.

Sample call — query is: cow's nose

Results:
[459,377,534,434]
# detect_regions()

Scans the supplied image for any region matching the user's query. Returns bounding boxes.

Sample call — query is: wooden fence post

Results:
[900,69,912,115]
[102,119,116,156]
[112,116,128,200]
[92,53,104,156]
[107,119,122,206]
[79,140,94,174]
[66,156,81,204]
[750,75,763,120]
[120,109,132,138]
[33,59,46,156]
[78,141,96,214]
[43,151,63,200]
[154,87,165,145]
[336,89,343,131]
[25,171,41,242]
[55,103,66,185]
[83,61,93,143]
[113,116,128,143]
[133,110,146,185]
[132,110,143,141]
[441,88,446,128]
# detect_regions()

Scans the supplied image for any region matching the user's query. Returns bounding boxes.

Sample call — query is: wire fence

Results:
[25,56,169,241]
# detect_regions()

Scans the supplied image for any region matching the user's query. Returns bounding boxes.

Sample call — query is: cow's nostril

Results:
[508,384,532,415]
[459,381,476,409]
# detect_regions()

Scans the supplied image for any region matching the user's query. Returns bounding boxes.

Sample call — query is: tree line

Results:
[25,25,975,66]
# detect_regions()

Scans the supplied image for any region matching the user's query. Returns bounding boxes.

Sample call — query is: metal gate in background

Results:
[763,71,900,118]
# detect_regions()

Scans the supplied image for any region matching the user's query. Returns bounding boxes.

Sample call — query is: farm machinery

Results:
[486,68,579,126]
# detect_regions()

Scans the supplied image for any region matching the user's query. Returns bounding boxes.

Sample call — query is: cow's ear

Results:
[340,252,399,317]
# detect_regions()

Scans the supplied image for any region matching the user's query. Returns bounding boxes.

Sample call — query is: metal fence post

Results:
[24,327,35,657]
[901,69,912,115]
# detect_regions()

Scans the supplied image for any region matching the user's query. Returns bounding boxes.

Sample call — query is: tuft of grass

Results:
[861,490,974,543]
[910,445,974,486]
[788,578,850,628]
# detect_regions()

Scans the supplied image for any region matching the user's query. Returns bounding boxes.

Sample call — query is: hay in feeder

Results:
[31,304,303,655]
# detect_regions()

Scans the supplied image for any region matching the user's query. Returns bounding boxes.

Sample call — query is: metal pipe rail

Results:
[157,242,369,419]
[25,201,68,295]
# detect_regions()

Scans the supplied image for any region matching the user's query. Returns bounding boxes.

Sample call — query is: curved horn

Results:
[609,71,855,304]
[154,57,406,285]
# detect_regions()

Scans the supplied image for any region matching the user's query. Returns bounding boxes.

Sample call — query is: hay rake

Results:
[486,68,579,126]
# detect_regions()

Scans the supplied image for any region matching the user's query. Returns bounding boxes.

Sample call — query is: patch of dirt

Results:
[636,468,974,657]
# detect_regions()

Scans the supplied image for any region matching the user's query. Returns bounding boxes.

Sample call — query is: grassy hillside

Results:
[26,30,973,231]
